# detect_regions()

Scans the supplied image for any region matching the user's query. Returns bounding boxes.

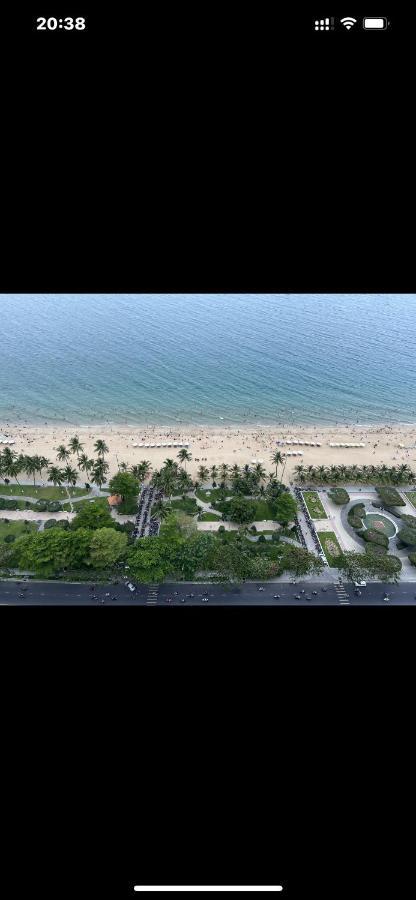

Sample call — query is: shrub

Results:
[348,503,365,530]
[349,515,364,530]
[376,486,405,507]
[328,488,350,505]
[218,525,225,533]
[3,534,15,543]
[43,519,57,529]
[258,534,266,543]
[365,543,387,556]
[271,531,280,542]
[409,552,416,567]
[46,500,62,512]
[361,529,389,548]
[250,525,257,533]
[397,527,416,547]
[35,500,47,511]
[400,514,416,528]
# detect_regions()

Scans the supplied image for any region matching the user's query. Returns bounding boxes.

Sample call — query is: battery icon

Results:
[363,17,387,29]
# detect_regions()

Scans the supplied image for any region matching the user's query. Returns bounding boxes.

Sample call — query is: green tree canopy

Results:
[71,502,115,531]
[337,550,402,582]
[273,492,297,525]
[397,526,416,547]
[109,470,140,500]
[328,488,350,505]
[227,496,256,524]
[89,528,128,569]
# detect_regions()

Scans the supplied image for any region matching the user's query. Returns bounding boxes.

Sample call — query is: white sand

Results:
[1,421,416,485]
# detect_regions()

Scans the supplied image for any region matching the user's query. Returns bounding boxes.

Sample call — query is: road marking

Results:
[334,582,350,605]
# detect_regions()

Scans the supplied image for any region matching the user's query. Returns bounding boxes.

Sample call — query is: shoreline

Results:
[2,421,416,485]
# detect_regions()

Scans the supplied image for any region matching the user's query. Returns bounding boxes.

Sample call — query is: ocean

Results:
[1,294,415,427]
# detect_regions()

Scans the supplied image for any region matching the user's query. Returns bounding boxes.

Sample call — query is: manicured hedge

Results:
[400,514,416,528]
[365,543,388,556]
[376,487,405,507]
[361,528,389,548]
[0,498,19,510]
[328,488,350,505]
[397,527,416,547]
[409,552,416,567]
[348,503,365,530]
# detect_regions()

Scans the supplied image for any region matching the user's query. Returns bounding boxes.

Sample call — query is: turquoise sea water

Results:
[1,294,415,427]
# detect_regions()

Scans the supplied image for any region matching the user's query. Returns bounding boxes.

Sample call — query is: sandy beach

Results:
[2,421,416,485]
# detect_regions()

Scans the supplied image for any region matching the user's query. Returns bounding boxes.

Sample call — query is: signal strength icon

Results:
[340,17,357,29]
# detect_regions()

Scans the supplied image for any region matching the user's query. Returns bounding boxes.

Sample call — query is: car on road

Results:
[126,582,136,592]
[354,580,366,587]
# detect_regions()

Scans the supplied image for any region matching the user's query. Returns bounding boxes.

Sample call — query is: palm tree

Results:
[91,458,109,489]
[163,458,179,474]
[60,464,78,512]
[152,501,171,522]
[69,435,84,457]
[271,450,283,478]
[56,445,70,462]
[161,471,175,502]
[1,448,23,486]
[47,466,63,488]
[77,452,91,473]
[119,461,129,472]
[131,460,152,482]
[177,469,192,495]
[220,463,229,484]
[63,464,78,487]
[197,465,209,483]
[254,462,266,482]
[210,465,218,485]
[94,439,109,458]
[23,455,39,487]
[231,464,240,477]
[178,448,192,470]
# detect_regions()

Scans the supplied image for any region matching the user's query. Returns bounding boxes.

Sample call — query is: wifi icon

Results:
[340,17,357,29]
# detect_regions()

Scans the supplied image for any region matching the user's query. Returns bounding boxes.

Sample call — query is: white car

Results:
[354,580,366,587]
[126,582,136,592]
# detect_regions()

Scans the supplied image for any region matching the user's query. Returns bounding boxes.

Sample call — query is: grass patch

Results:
[0,484,86,499]
[117,496,139,515]
[405,492,416,510]
[170,497,199,516]
[317,531,342,567]
[195,487,227,504]
[198,512,222,522]
[303,491,327,519]
[0,520,38,540]
[64,497,109,513]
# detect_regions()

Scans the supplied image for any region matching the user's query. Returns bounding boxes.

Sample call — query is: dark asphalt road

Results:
[1,579,416,604]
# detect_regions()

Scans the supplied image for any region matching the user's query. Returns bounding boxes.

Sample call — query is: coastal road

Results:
[1,580,416,605]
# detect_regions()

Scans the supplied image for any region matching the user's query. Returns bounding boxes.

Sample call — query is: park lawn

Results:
[303,491,328,519]
[317,531,343,567]
[170,497,200,516]
[199,511,222,522]
[405,492,416,510]
[195,487,228,504]
[0,484,86,499]
[0,520,38,541]
[252,499,275,521]
[63,497,109,513]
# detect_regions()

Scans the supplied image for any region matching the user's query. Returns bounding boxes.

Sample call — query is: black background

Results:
[0,8,414,898]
